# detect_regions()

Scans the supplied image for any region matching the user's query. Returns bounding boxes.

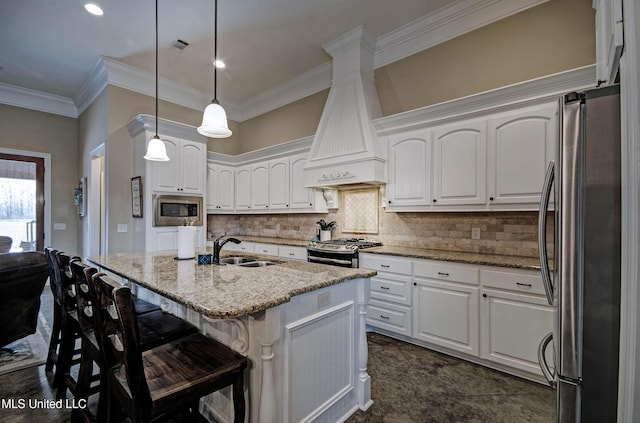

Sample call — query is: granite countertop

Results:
[86,250,375,320]
[360,245,544,271]
[208,236,544,270]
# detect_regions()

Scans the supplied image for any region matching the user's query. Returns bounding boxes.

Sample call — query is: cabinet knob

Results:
[413,282,417,286]
[482,293,487,298]
[388,200,391,204]
[309,203,313,206]
[489,197,494,201]
[432,199,437,203]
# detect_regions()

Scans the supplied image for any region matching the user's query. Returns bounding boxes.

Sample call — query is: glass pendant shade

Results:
[144,135,170,161]
[198,102,232,138]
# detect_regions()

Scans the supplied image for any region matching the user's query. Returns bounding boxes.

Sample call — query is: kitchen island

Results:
[87,250,375,423]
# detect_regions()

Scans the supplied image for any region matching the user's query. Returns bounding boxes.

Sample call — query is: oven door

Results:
[307,247,357,268]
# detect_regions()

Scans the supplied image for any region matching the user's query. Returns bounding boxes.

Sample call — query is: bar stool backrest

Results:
[53,251,81,311]
[94,273,152,407]
[69,260,96,333]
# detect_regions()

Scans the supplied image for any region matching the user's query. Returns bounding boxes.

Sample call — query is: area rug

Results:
[0,313,50,376]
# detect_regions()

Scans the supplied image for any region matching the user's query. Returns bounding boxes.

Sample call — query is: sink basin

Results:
[236,260,279,267]
[219,256,258,265]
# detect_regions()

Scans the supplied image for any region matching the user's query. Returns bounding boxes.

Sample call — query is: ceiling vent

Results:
[171,39,190,50]
[304,26,386,189]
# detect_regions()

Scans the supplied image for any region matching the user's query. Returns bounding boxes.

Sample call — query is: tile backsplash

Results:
[207,209,552,258]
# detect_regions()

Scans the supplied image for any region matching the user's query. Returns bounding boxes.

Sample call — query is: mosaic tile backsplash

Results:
[207,209,553,259]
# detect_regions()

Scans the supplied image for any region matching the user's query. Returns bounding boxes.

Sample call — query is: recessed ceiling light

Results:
[84,3,104,16]
[214,59,225,69]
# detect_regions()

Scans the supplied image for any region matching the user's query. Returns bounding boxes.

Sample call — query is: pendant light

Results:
[144,0,170,161]
[197,0,232,138]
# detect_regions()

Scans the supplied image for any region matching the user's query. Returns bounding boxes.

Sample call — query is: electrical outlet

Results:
[317,291,330,308]
[53,223,66,230]
[117,224,128,233]
[471,227,481,240]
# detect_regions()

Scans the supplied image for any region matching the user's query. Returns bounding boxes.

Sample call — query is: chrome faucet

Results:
[212,234,241,264]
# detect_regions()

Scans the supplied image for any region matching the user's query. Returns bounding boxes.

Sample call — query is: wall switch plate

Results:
[317,291,330,308]
[471,227,481,240]
[53,223,66,230]
[117,224,128,233]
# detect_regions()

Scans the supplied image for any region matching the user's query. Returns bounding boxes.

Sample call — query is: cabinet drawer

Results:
[414,260,478,285]
[370,274,412,306]
[225,242,255,253]
[480,269,546,296]
[359,254,412,275]
[367,299,412,336]
[254,243,278,256]
[278,246,307,261]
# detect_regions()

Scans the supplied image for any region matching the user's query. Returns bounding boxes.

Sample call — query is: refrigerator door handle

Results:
[538,331,556,388]
[538,161,554,305]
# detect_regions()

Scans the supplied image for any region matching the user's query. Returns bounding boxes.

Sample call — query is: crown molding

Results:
[207,135,313,165]
[0,82,78,117]
[373,0,549,68]
[374,65,596,135]
[126,113,208,143]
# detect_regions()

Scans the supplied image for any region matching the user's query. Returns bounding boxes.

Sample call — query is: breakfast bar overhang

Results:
[87,250,376,423]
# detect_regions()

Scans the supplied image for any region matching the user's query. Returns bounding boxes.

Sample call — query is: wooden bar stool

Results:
[70,261,201,422]
[95,273,248,423]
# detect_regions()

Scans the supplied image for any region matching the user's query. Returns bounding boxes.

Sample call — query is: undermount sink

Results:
[237,260,281,267]
[220,256,258,265]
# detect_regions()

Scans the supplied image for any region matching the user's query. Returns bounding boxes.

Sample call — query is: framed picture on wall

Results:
[131,176,143,218]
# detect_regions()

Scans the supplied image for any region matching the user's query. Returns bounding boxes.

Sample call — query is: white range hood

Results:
[304,27,386,189]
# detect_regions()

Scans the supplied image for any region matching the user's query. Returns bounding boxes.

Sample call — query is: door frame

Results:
[0,148,51,251]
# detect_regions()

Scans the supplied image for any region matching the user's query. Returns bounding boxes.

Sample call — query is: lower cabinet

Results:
[412,278,479,356]
[362,253,553,381]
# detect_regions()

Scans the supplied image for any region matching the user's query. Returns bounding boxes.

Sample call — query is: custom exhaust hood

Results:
[304,27,386,189]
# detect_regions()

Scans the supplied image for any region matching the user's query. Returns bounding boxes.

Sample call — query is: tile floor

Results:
[0,290,555,423]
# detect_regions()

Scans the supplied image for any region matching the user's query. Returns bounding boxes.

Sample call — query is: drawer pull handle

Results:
[437,272,450,276]
[380,315,390,320]
[289,253,295,256]
[380,286,390,290]
[263,250,268,253]
[517,282,532,287]
[380,264,390,268]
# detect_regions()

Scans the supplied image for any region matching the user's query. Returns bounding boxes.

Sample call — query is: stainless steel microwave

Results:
[153,195,203,227]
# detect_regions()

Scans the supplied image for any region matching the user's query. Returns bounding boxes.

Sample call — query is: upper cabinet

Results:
[251,163,270,210]
[235,166,252,210]
[151,137,206,194]
[594,0,623,85]
[383,102,557,212]
[269,158,290,210]
[487,105,557,206]
[206,163,234,212]
[387,129,433,210]
[432,119,487,206]
[290,154,316,209]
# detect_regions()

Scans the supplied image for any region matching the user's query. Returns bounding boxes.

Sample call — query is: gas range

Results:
[307,238,382,267]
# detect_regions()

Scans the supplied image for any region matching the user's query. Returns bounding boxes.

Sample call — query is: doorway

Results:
[0,153,45,251]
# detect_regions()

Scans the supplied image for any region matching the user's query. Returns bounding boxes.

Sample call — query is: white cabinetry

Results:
[206,164,234,211]
[594,0,623,85]
[151,227,204,251]
[479,268,554,376]
[432,119,487,206]
[151,137,205,194]
[250,163,270,210]
[290,154,316,210]
[235,166,251,210]
[360,254,412,337]
[487,105,557,206]
[412,260,479,356]
[278,245,307,261]
[269,159,290,209]
[387,129,432,209]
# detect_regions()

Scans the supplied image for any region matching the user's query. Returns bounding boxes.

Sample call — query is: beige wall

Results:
[0,103,79,253]
[376,0,596,115]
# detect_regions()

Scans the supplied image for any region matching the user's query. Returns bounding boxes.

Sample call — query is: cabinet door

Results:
[251,163,269,209]
[152,137,180,192]
[387,129,432,209]
[595,0,623,85]
[487,105,556,206]
[206,163,218,210]
[413,278,479,356]
[180,141,205,194]
[290,155,314,209]
[153,228,178,251]
[235,167,251,210]
[433,120,486,206]
[269,159,290,209]
[480,288,554,376]
[217,166,235,210]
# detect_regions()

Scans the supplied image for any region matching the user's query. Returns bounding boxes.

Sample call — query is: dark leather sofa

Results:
[0,251,48,348]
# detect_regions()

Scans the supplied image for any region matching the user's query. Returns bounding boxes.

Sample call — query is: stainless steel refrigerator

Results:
[537,84,621,423]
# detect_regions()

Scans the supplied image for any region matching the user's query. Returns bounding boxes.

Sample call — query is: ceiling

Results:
[0,0,452,111]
